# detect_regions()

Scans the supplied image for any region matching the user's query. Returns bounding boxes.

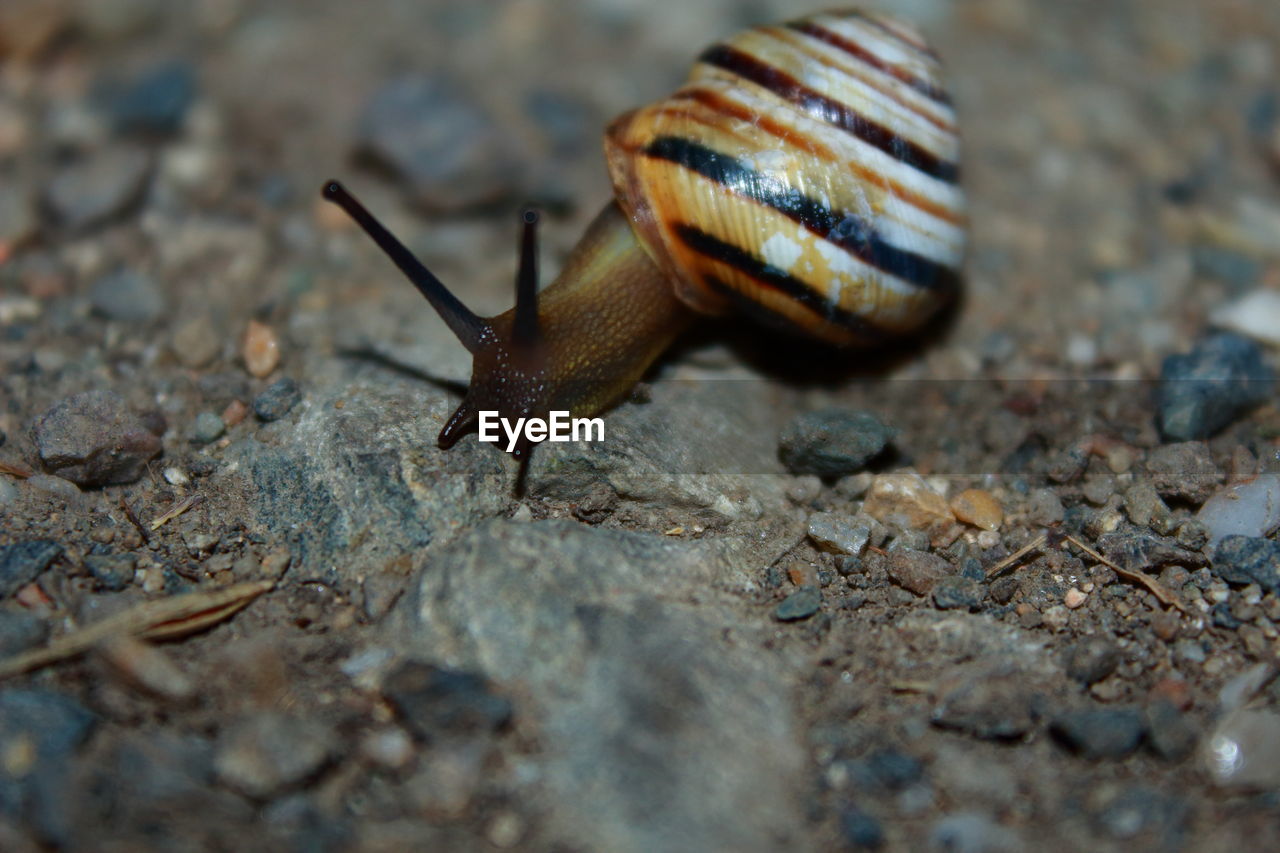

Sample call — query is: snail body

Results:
[324,8,965,459]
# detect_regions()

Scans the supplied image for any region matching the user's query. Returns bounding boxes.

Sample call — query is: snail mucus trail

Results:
[323,182,692,460]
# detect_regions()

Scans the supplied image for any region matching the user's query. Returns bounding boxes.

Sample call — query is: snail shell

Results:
[605,8,965,345]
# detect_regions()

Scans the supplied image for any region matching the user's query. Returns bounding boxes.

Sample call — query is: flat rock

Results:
[778,408,894,477]
[1143,442,1221,504]
[1212,535,1280,595]
[400,520,808,853]
[1051,707,1146,759]
[33,390,162,486]
[887,548,952,596]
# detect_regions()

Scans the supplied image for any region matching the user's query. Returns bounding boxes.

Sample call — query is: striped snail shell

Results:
[606,8,965,345]
[323,8,965,459]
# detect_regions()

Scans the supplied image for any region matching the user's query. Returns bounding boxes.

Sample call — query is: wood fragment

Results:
[1060,532,1190,615]
[0,579,273,680]
[149,493,205,531]
[984,534,1048,579]
[0,460,33,478]
[119,495,152,544]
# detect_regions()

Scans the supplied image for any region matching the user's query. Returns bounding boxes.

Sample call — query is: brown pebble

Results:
[1148,677,1193,711]
[98,635,195,701]
[1064,588,1088,609]
[787,564,818,587]
[863,472,958,547]
[1151,609,1181,642]
[242,320,280,378]
[950,489,1003,531]
[222,398,249,427]
[885,549,950,596]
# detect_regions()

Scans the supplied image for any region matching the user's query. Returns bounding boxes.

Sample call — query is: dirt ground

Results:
[1,1,1279,851]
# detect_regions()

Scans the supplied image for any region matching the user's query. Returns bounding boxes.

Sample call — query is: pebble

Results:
[1063,588,1088,609]
[0,478,17,506]
[98,635,194,701]
[950,489,1002,531]
[1143,442,1222,505]
[0,690,97,844]
[356,73,519,213]
[1211,535,1280,595]
[0,540,63,598]
[43,146,151,232]
[1157,333,1275,442]
[170,316,221,368]
[932,576,982,611]
[214,712,338,799]
[863,472,957,547]
[932,673,1037,740]
[1065,639,1120,684]
[886,549,951,596]
[0,608,49,657]
[1123,482,1174,534]
[989,576,1019,605]
[88,269,164,323]
[100,59,196,135]
[1210,289,1280,347]
[1025,488,1065,525]
[1197,473,1280,546]
[0,184,36,246]
[83,552,136,591]
[1144,700,1198,762]
[190,411,225,444]
[253,378,301,422]
[778,409,894,477]
[1051,708,1146,759]
[222,398,249,427]
[929,812,1022,853]
[839,806,885,850]
[359,727,416,771]
[774,586,822,622]
[1202,710,1280,790]
[33,390,163,486]
[806,512,871,556]
[24,474,83,500]
[381,661,513,741]
[242,320,280,377]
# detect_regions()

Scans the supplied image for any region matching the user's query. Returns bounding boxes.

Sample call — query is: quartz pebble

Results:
[1197,473,1280,546]
[1210,289,1280,347]
[242,320,280,377]
[805,512,871,556]
[863,471,957,547]
[951,489,1003,531]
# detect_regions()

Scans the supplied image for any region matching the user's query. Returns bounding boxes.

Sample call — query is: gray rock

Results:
[214,712,338,800]
[932,576,982,611]
[356,74,519,213]
[252,378,300,422]
[1051,708,1146,759]
[806,512,871,556]
[1143,442,1221,504]
[0,541,63,598]
[1064,638,1121,685]
[1092,786,1189,844]
[929,812,1022,853]
[33,390,163,486]
[932,671,1039,741]
[0,690,97,845]
[100,59,196,135]
[778,409,894,477]
[1158,333,1275,441]
[0,478,15,507]
[0,610,49,657]
[382,661,512,741]
[88,270,164,323]
[839,806,885,850]
[1212,535,1280,595]
[190,411,225,444]
[401,520,808,852]
[83,552,136,591]
[887,549,951,596]
[774,586,821,622]
[1144,700,1198,762]
[43,146,151,232]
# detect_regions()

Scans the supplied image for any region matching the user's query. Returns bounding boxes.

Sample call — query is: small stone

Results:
[1158,333,1275,441]
[1210,289,1280,347]
[839,806,885,850]
[356,73,520,213]
[43,146,150,232]
[1123,482,1174,533]
[1197,473,1280,547]
[170,316,221,369]
[33,390,163,486]
[88,269,163,323]
[775,586,822,622]
[1145,700,1198,761]
[1143,443,1222,505]
[1065,639,1120,685]
[83,552,136,591]
[0,540,63,598]
[1202,709,1280,790]
[242,320,280,378]
[98,635,194,700]
[0,609,49,657]
[0,184,36,246]
[886,549,951,596]
[1026,488,1065,525]
[863,471,957,547]
[162,466,189,486]
[1051,708,1146,759]
[989,576,1019,605]
[1082,474,1117,506]
[100,58,196,135]
[932,673,1037,740]
[1212,536,1280,595]
[1064,588,1088,609]
[382,661,513,741]
[359,727,415,771]
[253,378,300,422]
[190,411,225,444]
[778,409,894,477]
[24,474,82,500]
[0,478,17,507]
[929,813,1021,853]
[933,576,982,611]
[222,398,249,427]
[214,712,337,799]
[806,512,871,556]
[950,489,1003,531]
[0,690,97,845]
[1041,605,1070,632]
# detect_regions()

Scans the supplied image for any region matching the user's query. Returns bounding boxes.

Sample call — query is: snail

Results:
[323,8,965,460]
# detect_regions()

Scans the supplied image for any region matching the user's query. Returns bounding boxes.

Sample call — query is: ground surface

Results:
[1,1,1280,851]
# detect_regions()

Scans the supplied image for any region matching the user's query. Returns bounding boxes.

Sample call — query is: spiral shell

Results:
[604,9,965,345]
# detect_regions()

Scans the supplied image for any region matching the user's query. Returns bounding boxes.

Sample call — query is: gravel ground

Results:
[2,1,1280,851]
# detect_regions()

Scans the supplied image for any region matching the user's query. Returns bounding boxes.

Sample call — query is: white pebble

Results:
[163,466,190,486]
[1197,473,1280,546]
[1210,290,1280,347]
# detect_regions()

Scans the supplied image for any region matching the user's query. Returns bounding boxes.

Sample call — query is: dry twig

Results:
[149,493,205,531]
